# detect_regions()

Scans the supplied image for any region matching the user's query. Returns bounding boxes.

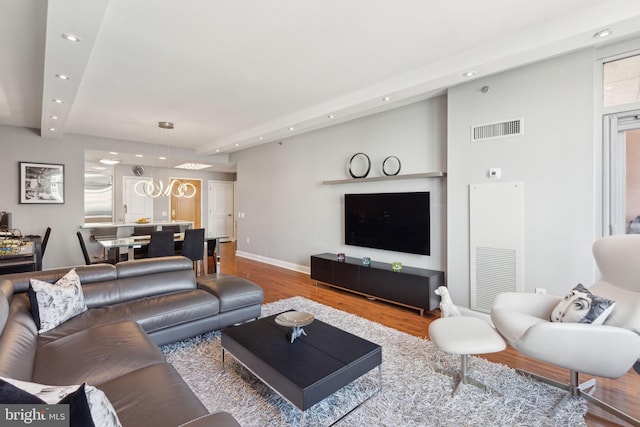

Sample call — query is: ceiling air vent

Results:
[471,118,524,142]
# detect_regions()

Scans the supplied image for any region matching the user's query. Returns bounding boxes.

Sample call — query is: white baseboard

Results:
[235,251,310,274]
[232,252,494,324]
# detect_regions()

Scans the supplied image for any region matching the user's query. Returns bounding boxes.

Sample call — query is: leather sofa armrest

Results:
[179,412,240,427]
[198,275,264,313]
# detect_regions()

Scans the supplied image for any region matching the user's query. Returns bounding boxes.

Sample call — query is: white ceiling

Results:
[2,0,640,171]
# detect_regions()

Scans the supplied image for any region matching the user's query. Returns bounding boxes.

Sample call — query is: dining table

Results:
[97,232,226,274]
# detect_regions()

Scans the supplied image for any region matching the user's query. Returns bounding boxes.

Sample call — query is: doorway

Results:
[208,180,234,241]
[603,111,640,235]
[170,179,202,228]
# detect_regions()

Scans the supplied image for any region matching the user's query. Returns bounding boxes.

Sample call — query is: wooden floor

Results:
[215,242,639,427]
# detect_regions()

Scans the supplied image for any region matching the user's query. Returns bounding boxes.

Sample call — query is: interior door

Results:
[208,181,234,241]
[170,179,201,228]
[123,177,153,223]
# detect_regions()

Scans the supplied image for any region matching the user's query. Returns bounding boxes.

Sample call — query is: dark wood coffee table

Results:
[221,312,382,425]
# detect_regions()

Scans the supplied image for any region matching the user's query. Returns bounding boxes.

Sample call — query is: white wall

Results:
[230,97,447,273]
[447,48,597,307]
[0,125,235,269]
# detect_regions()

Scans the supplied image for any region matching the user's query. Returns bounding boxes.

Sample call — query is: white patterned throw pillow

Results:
[28,269,87,333]
[550,283,616,325]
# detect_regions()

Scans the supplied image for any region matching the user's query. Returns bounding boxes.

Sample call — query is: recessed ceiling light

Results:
[55,74,70,80]
[99,159,120,165]
[258,136,264,140]
[462,71,477,78]
[48,127,56,131]
[52,99,64,104]
[235,143,240,147]
[109,152,118,155]
[61,33,81,42]
[158,121,174,129]
[50,115,59,120]
[382,97,392,102]
[215,149,220,153]
[327,114,336,119]
[135,154,143,158]
[174,163,212,170]
[594,29,612,38]
[158,156,167,160]
[288,127,295,131]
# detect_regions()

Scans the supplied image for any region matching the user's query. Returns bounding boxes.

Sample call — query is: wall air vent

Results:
[471,117,524,142]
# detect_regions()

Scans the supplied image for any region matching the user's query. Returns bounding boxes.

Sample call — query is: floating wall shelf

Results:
[322,171,446,185]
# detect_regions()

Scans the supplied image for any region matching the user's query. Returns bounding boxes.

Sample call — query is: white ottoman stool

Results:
[429,316,506,395]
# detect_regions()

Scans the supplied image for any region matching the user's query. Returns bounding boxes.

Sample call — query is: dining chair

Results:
[133,225,155,236]
[41,227,51,259]
[147,231,176,258]
[163,224,183,254]
[76,231,114,265]
[162,224,181,233]
[181,228,205,275]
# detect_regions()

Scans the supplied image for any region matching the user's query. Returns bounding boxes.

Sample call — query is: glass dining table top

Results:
[97,233,226,249]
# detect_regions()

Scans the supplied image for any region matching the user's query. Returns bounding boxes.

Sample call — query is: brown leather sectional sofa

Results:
[0,256,265,426]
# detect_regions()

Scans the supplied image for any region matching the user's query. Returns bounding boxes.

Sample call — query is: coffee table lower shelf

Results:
[221,312,382,426]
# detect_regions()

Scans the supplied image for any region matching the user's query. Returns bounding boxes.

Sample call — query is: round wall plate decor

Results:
[382,156,401,176]
[348,152,371,179]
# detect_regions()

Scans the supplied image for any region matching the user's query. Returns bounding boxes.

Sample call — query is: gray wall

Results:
[230,97,447,273]
[447,48,597,307]
[0,125,234,269]
[231,47,607,309]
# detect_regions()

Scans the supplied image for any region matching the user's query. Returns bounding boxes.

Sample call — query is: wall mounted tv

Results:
[344,192,430,255]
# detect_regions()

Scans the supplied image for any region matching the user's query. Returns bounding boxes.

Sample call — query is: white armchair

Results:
[491,234,640,425]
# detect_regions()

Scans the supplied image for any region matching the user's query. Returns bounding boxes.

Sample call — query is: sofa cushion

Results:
[98,363,209,427]
[3,264,117,294]
[28,269,87,333]
[197,274,264,313]
[37,304,134,345]
[33,321,165,386]
[116,258,198,304]
[127,289,220,333]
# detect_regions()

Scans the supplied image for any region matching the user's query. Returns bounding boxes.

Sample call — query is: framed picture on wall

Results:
[19,162,65,204]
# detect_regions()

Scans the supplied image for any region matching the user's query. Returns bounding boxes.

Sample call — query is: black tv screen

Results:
[344,192,430,255]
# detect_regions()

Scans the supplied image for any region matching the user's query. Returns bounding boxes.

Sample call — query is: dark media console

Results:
[310,253,444,316]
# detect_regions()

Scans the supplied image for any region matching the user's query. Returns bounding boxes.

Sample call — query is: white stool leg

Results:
[435,354,489,395]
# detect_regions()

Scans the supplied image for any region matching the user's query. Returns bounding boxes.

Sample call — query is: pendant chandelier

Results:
[133,121,197,199]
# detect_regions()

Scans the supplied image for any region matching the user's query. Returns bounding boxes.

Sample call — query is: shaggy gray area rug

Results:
[161,296,587,426]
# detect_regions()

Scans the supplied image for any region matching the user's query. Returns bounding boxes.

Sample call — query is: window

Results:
[603,54,640,108]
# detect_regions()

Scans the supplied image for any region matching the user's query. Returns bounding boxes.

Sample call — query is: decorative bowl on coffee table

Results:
[275,311,314,343]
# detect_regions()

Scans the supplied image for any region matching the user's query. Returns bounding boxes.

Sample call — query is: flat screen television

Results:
[344,192,430,255]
